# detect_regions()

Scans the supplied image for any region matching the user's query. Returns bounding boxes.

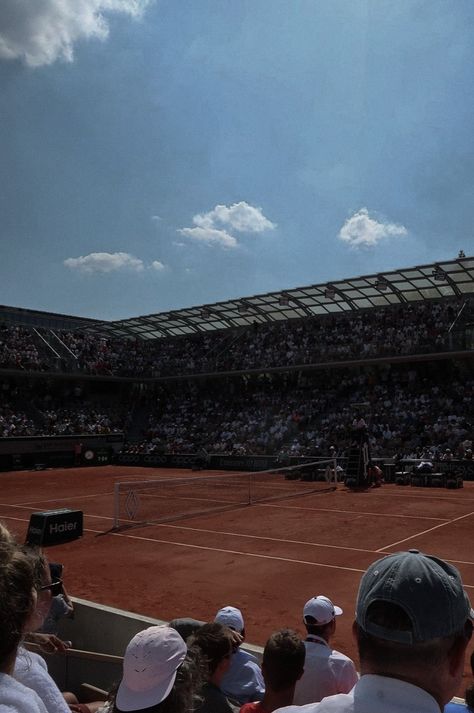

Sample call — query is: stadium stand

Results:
[0,258,472,468]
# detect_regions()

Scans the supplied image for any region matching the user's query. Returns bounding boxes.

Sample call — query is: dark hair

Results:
[262,629,305,691]
[112,648,204,713]
[357,601,471,671]
[304,616,333,639]
[188,623,233,677]
[0,543,36,668]
[21,546,47,590]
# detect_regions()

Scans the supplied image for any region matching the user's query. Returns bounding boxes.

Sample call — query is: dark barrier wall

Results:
[0,434,123,471]
[117,452,279,470]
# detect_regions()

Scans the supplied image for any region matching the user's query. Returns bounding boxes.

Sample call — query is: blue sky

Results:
[1,0,473,320]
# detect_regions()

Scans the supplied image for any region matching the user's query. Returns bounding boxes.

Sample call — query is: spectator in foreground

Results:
[276,550,474,713]
[104,625,202,713]
[214,606,265,704]
[39,563,74,636]
[14,548,76,713]
[0,540,48,712]
[293,596,358,705]
[240,629,305,713]
[189,622,237,713]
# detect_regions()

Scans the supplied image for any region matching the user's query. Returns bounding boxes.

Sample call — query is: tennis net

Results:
[112,458,337,530]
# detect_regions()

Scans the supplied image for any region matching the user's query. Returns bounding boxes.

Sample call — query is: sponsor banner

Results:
[0,434,124,455]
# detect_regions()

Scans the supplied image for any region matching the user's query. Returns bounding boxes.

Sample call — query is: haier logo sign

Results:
[27,509,83,547]
[49,521,77,534]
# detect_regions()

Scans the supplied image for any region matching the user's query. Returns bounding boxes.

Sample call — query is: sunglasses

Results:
[39,578,63,597]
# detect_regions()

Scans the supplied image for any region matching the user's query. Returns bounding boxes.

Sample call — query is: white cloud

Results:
[151,215,162,222]
[0,0,151,68]
[178,226,238,249]
[64,251,145,274]
[338,208,407,248]
[150,260,165,271]
[178,201,275,250]
[194,201,277,233]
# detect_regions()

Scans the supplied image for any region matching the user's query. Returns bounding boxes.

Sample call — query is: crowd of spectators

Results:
[0,297,466,378]
[0,380,128,438]
[123,364,473,459]
[0,296,472,459]
[1,359,471,458]
[0,325,47,371]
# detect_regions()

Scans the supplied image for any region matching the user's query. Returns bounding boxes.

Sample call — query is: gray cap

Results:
[356,549,474,644]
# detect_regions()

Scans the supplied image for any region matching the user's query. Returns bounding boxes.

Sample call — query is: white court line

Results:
[375,491,474,504]
[0,513,365,574]
[376,511,474,552]
[2,512,474,585]
[17,492,114,506]
[259,502,448,521]
[91,527,367,574]
[0,493,451,524]
[155,522,379,554]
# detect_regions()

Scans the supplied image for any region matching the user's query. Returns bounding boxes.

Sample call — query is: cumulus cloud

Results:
[64,251,145,273]
[194,201,277,233]
[338,208,407,248]
[178,201,275,249]
[150,260,165,271]
[0,0,151,68]
[178,226,238,249]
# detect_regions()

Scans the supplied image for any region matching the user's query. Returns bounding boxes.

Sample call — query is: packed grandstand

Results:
[0,256,473,465]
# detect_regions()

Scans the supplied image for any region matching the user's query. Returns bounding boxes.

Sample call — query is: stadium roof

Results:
[87,255,474,340]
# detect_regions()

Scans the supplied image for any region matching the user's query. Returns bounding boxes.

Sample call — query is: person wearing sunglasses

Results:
[39,563,75,637]
[0,539,49,712]
[13,548,91,713]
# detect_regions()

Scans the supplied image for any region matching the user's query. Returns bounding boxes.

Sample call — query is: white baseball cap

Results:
[303,595,343,625]
[116,626,187,711]
[214,605,244,632]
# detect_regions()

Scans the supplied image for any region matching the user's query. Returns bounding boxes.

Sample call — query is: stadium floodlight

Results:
[325,285,336,299]
[279,295,290,306]
[432,267,447,281]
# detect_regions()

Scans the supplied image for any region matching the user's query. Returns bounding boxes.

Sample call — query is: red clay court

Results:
[1,465,474,690]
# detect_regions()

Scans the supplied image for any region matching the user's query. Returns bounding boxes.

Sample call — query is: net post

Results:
[113,482,120,529]
[332,457,338,485]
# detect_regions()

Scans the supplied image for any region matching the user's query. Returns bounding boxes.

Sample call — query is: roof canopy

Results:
[84,255,474,340]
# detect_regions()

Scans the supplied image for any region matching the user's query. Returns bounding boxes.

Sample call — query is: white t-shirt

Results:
[13,646,70,713]
[293,636,358,705]
[0,671,48,713]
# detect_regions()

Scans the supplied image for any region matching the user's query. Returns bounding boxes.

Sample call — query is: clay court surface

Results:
[1,465,474,690]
